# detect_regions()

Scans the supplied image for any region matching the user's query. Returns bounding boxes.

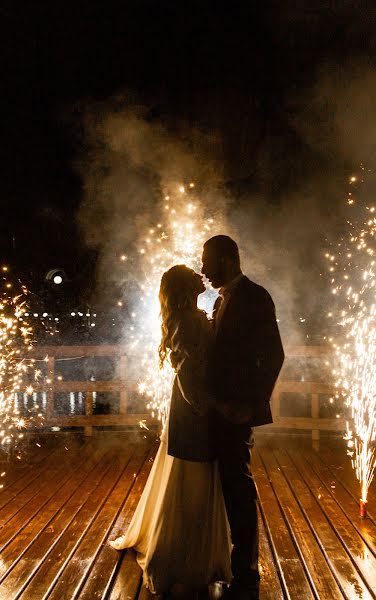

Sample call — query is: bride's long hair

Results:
[158,264,198,370]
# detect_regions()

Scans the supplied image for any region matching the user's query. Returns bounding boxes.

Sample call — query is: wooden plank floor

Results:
[1,431,376,599]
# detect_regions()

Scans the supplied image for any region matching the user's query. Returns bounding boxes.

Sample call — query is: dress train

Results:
[110,426,232,594]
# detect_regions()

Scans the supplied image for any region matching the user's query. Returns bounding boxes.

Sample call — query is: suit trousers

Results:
[214,412,260,587]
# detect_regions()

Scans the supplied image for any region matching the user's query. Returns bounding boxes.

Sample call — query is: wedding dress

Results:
[110,310,232,595]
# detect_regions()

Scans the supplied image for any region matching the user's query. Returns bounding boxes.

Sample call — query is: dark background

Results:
[2,2,375,307]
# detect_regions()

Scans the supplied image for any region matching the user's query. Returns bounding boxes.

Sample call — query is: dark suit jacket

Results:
[211,275,284,426]
[167,309,216,462]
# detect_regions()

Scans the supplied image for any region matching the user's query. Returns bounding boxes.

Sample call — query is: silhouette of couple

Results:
[110,235,284,600]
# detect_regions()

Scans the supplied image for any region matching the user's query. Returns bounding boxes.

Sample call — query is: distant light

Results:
[86,313,90,317]
[71,312,76,316]
[91,323,95,327]
[43,312,48,317]
[33,313,38,317]
[53,275,63,285]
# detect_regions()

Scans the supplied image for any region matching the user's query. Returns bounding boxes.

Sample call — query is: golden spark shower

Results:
[120,183,219,426]
[0,268,42,466]
[326,166,376,517]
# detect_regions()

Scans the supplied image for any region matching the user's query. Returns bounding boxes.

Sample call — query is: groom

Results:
[202,235,284,600]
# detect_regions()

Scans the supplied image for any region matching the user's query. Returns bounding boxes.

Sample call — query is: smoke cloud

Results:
[75,64,376,352]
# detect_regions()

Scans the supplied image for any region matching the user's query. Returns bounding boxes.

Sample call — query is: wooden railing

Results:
[27,345,339,437]
[28,345,149,436]
[267,346,341,440]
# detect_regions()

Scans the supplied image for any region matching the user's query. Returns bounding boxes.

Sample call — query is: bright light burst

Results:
[0,269,41,452]
[122,183,219,426]
[327,167,376,508]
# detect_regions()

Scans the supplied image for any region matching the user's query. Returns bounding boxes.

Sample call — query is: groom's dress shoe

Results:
[222,581,259,600]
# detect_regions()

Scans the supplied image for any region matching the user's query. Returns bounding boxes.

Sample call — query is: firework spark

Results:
[121,183,220,426]
[0,269,42,451]
[327,167,376,515]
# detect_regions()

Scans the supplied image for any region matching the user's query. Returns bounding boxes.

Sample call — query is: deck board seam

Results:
[256,447,321,599]
[310,445,376,526]
[87,443,158,600]
[299,448,376,558]
[283,446,376,599]
[46,443,153,600]
[0,439,97,551]
[29,448,140,600]
[0,438,92,512]
[71,445,151,600]
[254,484,289,599]
[2,452,114,595]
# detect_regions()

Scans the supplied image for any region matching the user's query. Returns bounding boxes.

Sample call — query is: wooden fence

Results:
[26,345,339,437]
[267,345,343,440]
[28,345,148,436]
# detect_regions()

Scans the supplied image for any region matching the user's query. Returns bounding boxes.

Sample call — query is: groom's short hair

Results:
[204,235,240,265]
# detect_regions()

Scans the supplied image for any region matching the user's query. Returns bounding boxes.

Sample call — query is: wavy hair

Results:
[158,264,198,370]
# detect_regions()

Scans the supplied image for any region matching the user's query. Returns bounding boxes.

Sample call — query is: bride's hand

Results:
[218,402,252,425]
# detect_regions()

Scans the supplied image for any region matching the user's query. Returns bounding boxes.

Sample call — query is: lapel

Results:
[215,275,246,338]
[212,295,222,319]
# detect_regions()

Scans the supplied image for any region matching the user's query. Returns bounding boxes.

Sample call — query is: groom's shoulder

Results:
[240,276,275,307]
[241,276,271,297]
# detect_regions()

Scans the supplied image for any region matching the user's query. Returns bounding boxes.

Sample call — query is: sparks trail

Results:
[326,167,376,516]
[119,182,220,427]
[0,266,43,468]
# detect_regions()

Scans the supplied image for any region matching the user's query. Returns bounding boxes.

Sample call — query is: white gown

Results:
[110,423,232,594]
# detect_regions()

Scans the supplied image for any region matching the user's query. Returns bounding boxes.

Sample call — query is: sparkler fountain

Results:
[120,183,221,428]
[0,267,42,471]
[327,168,376,517]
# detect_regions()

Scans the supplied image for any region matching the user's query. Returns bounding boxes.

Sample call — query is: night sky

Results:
[2,2,376,301]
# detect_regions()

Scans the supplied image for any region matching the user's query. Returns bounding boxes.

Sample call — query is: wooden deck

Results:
[0,430,375,599]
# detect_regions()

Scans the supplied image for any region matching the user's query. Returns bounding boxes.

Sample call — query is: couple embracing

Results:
[110,235,284,600]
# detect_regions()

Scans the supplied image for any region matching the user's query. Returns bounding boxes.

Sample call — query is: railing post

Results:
[119,354,127,415]
[311,393,320,442]
[84,391,93,436]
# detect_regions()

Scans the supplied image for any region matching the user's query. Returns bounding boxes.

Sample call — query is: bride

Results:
[110,264,231,597]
